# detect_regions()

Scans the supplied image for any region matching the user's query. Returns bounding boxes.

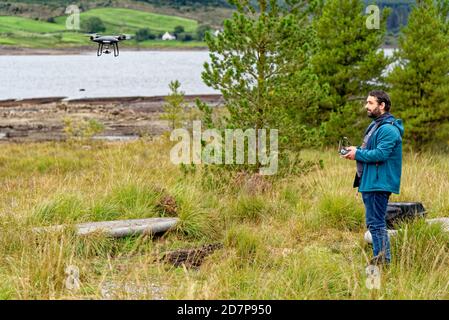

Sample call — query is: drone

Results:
[88,34,131,57]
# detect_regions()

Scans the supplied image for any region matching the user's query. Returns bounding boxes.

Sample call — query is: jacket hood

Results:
[381,114,404,137]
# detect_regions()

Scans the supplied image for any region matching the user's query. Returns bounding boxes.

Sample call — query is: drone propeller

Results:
[85,33,101,39]
[116,34,132,41]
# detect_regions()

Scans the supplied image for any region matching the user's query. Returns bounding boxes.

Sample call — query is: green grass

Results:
[54,8,198,34]
[0,16,66,33]
[0,8,204,49]
[0,32,206,49]
[0,37,16,45]
[0,137,448,299]
[318,193,365,231]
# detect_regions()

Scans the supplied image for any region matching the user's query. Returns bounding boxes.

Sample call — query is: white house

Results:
[162,32,176,41]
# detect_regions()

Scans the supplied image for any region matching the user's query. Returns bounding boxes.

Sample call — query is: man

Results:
[343,90,404,265]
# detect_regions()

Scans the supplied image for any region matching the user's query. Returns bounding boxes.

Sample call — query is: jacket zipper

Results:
[376,162,379,180]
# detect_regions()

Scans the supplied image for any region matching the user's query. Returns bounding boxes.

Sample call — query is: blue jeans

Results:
[362,191,391,263]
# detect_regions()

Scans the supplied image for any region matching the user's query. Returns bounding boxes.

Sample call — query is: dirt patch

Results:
[161,243,223,269]
[156,194,178,217]
[232,172,272,195]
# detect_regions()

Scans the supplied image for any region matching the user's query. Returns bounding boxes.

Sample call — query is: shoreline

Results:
[0,45,209,56]
[0,94,223,143]
[0,45,396,56]
[0,94,222,107]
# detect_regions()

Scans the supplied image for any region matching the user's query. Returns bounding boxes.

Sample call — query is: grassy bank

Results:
[0,8,206,50]
[0,139,448,299]
[53,8,198,34]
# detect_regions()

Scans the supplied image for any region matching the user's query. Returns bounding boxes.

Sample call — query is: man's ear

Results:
[380,102,386,111]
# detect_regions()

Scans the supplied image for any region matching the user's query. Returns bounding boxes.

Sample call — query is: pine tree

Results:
[202,0,328,150]
[388,0,449,147]
[161,80,186,130]
[313,0,390,143]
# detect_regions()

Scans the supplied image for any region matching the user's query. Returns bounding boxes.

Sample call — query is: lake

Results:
[0,48,395,100]
[0,50,217,100]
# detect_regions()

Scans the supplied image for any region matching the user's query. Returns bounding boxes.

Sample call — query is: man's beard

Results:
[367,106,381,119]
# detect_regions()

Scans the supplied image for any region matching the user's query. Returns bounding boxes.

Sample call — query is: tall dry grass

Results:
[0,139,448,299]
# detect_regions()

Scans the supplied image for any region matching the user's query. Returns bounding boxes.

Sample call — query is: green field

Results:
[0,8,204,49]
[54,8,198,34]
[0,16,65,33]
[0,32,206,49]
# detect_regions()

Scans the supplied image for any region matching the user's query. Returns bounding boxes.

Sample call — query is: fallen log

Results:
[33,217,179,238]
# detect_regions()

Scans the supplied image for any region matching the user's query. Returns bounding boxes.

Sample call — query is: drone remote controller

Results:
[339,147,349,156]
[338,137,351,156]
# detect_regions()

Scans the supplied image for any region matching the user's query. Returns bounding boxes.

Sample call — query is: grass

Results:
[0,8,205,49]
[0,138,448,299]
[54,8,198,34]
[0,32,206,49]
[0,16,66,33]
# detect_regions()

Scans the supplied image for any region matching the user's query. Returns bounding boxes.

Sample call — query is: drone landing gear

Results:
[97,43,120,57]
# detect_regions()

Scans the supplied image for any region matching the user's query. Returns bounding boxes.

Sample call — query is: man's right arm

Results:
[355,126,398,163]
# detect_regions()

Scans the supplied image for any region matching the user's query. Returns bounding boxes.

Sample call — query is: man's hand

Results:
[342,146,357,160]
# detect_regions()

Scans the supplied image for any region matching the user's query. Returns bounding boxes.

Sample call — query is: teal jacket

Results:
[355,114,404,194]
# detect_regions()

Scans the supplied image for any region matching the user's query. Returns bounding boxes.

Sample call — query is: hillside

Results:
[0,0,416,30]
[0,0,232,28]
[0,0,418,50]
[53,8,198,34]
[0,7,207,49]
[0,16,65,33]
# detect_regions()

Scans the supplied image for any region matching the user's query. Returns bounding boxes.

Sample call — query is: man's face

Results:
[365,95,383,119]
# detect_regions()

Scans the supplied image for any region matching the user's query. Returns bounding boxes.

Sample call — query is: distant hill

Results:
[0,7,206,49]
[135,0,231,7]
[54,7,198,34]
[0,0,235,49]
[1,1,416,33]
[0,1,233,28]
[1,0,231,7]
[0,0,418,49]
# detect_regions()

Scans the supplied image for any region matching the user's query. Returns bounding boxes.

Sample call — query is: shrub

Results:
[135,28,156,42]
[318,194,365,231]
[63,117,105,142]
[34,194,88,224]
[81,16,106,34]
[225,225,263,264]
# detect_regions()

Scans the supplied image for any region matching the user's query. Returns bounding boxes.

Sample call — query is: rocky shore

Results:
[0,94,223,143]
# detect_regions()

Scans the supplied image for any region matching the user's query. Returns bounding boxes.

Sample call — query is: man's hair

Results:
[369,90,391,112]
